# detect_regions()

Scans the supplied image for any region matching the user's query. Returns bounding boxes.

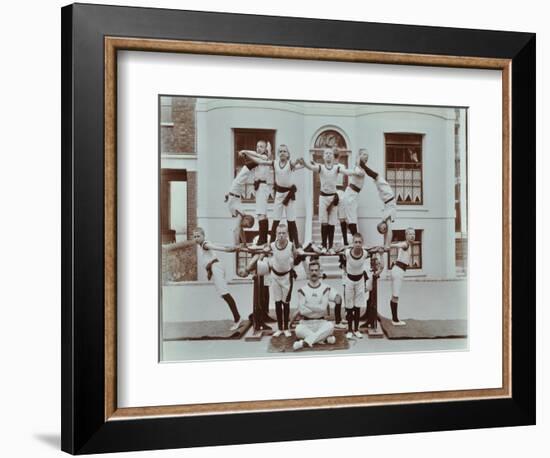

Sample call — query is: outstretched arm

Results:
[339,166,364,178]
[162,239,195,252]
[239,150,273,165]
[387,241,409,250]
[203,241,237,253]
[302,159,321,173]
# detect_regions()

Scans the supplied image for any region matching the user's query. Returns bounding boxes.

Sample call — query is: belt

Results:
[302,316,325,320]
[254,179,267,191]
[346,272,364,282]
[320,191,337,197]
[349,183,361,193]
[271,267,291,277]
[274,183,292,193]
[228,192,241,198]
[395,261,408,271]
[384,196,395,204]
[275,183,297,205]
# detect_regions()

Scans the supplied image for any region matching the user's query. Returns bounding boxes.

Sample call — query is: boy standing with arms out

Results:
[258,224,300,337]
[163,228,242,330]
[385,227,416,326]
[241,144,304,246]
[302,148,343,253]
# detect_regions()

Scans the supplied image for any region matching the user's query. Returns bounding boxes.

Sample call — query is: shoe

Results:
[335,323,348,330]
[346,332,354,340]
[326,336,336,344]
[354,331,363,339]
[284,330,292,337]
[229,320,242,331]
[273,330,283,337]
[319,247,327,254]
[327,248,335,255]
[293,340,304,351]
[392,320,406,326]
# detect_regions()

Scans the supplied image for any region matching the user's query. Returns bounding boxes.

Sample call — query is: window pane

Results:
[385,133,423,205]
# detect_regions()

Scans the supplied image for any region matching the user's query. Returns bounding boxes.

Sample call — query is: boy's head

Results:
[352,232,363,249]
[278,144,290,161]
[323,148,335,164]
[276,224,289,243]
[241,214,255,228]
[192,227,205,243]
[256,140,267,156]
[377,221,388,234]
[405,227,416,242]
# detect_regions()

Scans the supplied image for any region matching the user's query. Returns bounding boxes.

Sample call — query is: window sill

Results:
[397,207,429,212]
[161,153,197,159]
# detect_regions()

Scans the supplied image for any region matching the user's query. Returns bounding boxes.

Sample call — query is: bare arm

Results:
[240,150,273,165]
[203,241,237,253]
[388,241,409,250]
[162,239,195,252]
[302,160,321,173]
[339,166,364,178]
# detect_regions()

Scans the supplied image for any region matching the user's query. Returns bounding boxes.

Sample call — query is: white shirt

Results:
[269,240,294,273]
[319,163,342,194]
[345,247,369,276]
[230,165,253,195]
[349,165,366,190]
[396,242,412,265]
[297,282,338,319]
[254,154,272,182]
[376,175,395,202]
[198,241,217,270]
[274,160,293,188]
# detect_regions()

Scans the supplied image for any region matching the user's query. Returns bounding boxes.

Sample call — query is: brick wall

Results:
[161,97,196,154]
[185,171,198,281]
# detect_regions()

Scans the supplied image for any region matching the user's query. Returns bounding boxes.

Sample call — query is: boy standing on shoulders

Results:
[241,144,304,246]
[302,148,344,253]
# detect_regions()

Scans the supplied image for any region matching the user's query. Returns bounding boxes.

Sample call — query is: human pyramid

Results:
[166,140,418,350]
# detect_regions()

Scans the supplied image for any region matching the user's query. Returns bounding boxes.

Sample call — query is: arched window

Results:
[313,129,347,150]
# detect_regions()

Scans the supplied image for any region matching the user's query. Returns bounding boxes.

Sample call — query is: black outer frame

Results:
[61,3,535,454]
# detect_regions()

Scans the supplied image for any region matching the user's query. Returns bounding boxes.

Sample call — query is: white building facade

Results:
[161,97,468,282]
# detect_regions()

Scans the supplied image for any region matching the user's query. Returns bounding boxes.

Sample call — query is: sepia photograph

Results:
[159,96,469,362]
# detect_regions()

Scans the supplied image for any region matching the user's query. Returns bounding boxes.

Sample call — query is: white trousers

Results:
[226,195,242,217]
[295,319,335,346]
[272,191,296,221]
[391,265,405,298]
[210,262,229,296]
[382,200,397,222]
[270,272,291,302]
[255,183,270,216]
[319,194,338,225]
[343,275,365,309]
[343,187,359,224]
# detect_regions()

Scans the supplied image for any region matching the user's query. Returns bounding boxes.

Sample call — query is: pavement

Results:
[162,278,468,362]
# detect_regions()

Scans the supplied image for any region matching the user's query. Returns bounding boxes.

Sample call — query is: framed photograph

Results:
[61,3,535,454]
